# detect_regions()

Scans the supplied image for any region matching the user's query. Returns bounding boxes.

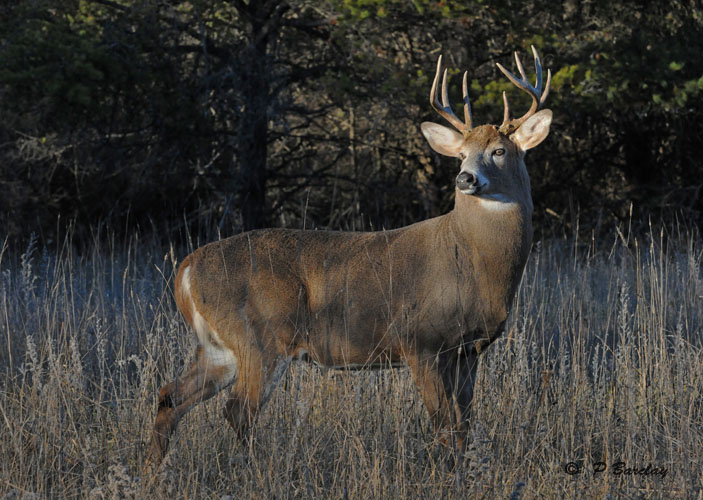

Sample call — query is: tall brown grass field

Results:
[0,226,701,499]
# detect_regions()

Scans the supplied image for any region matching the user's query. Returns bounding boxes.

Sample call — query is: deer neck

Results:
[448,188,533,315]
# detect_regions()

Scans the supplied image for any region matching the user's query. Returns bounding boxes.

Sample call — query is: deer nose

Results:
[456,171,478,191]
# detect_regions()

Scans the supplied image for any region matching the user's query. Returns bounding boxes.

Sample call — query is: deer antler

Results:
[430,55,473,134]
[496,45,551,133]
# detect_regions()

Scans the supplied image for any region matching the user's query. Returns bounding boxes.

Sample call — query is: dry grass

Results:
[0,227,702,499]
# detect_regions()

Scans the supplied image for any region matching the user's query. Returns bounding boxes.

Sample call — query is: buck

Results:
[146,47,552,467]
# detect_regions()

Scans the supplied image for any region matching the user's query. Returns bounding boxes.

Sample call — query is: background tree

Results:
[0,0,701,246]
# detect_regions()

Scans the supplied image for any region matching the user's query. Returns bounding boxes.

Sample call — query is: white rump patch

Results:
[181,266,238,385]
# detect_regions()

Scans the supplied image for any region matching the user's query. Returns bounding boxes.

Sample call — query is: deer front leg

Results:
[439,345,479,448]
[408,346,479,452]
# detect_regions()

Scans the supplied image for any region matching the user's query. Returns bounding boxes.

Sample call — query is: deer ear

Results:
[421,122,464,157]
[511,109,552,151]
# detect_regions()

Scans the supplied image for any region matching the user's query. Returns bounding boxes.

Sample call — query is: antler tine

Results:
[531,45,543,97]
[462,71,473,130]
[430,55,472,134]
[540,68,552,106]
[441,68,452,109]
[497,45,550,131]
[514,51,529,85]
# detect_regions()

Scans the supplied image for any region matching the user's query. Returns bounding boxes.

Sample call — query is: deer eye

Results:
[493,148,505,157]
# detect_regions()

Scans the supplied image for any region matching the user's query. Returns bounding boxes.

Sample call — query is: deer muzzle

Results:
[456,171,480,194]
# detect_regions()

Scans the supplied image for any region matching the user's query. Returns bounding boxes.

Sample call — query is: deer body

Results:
[181,186,530,366]
[146,49,552,468]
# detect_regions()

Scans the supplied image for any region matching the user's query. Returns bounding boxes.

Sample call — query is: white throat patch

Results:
[476,194,517,210]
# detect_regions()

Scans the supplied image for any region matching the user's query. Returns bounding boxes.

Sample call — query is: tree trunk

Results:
[235,2,281,231]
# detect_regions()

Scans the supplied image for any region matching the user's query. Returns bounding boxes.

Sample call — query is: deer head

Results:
[420,46,552,211]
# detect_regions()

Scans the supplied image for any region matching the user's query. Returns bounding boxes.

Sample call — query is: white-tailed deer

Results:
[146,47,552,467]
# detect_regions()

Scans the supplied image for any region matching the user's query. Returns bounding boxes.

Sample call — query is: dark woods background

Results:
[1,0,701,247]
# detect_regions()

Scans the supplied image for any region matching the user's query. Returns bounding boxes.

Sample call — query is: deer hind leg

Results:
[222,349,265,440]
[222,346,290,441]
[146,344,238,468]
[408,346,479,452]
